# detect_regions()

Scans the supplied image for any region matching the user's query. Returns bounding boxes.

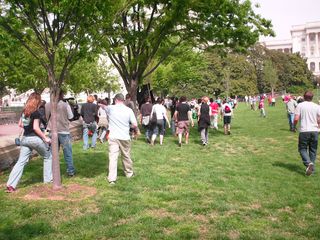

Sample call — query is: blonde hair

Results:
[87,95,95,103]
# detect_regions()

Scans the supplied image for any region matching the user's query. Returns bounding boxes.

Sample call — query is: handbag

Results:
[15,129,24,146]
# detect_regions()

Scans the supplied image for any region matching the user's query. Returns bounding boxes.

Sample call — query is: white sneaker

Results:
[306,163,314,176]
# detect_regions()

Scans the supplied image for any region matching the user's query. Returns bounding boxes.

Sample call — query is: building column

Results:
[306,33,310,57]
[316,32,319,56]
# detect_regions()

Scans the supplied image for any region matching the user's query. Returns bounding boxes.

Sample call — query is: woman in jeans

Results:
[6,92,52,193]
[150,98,171,145]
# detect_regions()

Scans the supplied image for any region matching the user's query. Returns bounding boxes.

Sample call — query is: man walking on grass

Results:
[294,91,320,176]
[103,93,139,184]
[174,96,194,147]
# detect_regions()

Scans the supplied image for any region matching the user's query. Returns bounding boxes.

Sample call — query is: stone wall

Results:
[0,121,83,172]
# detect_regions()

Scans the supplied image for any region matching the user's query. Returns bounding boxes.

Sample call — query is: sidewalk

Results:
[0,124,20,137]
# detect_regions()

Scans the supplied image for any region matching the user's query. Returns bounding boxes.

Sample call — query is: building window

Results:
[301,38,305,42]
[310,46,315,56]
[310,62,315,72]
[310,33,316,41]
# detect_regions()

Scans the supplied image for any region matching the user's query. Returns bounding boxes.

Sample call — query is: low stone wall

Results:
[0,120,83,172]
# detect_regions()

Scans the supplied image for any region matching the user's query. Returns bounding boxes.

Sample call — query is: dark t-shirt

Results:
[81,103,98,124]
[23,110,41,136]
[176,103,190,121]
[140,102,152,116]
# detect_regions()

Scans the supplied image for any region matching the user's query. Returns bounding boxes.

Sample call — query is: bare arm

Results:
[188,110,194,127]
[293,114,299,128]
[18,118,23,128]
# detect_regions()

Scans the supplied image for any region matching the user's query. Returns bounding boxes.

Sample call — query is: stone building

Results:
[262,21,320,76]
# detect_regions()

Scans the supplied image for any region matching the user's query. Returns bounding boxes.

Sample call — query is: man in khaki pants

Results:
[103,93,138,184]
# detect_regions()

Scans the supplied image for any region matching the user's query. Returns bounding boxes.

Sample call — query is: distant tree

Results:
[66,57,120,95]
[101,0,273,105]
[248,44,268,93]
[263,59,278,97]
[0,28,47,93]
[151,44,207,98]
[267,50,313,93]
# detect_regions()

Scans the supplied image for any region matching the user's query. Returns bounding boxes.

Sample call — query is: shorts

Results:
[223,116,231,125]
[176,121,190,134]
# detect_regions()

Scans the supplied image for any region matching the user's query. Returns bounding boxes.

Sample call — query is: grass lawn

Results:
[1,101,320,240]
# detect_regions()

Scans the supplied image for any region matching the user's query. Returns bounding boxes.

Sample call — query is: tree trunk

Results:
[271,87,274,98]
[128,79,138,116]
[48,71,62,189]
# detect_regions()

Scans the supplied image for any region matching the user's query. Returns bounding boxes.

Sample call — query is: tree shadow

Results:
[272,161,304,175]
[0,221,53,240]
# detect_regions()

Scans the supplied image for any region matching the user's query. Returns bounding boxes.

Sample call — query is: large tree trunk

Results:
[128,78,139,116]
[48,71,62,189]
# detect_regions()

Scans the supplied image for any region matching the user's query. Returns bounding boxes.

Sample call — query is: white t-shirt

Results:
[221,103,233,117]
[151,104,167,120]
[295,101,320,132]
[106,104,137,140]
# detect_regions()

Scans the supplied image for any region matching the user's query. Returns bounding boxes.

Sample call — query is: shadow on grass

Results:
[0,221,53,240]
[272,161,304,175]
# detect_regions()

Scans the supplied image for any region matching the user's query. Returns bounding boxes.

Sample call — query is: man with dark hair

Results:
[294,91,320,176]
[174,96,194,147]
[45,91,76,176]
[102,93,139,184]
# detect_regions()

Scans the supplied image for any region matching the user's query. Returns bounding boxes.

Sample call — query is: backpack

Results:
[224,105,231,113]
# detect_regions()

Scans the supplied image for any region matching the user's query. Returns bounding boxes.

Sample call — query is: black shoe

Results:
[178,142,182,147]
[68,172,75,177]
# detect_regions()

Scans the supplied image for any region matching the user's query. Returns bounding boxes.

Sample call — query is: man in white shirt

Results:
[104,93,138,184]
[294,91,320,176]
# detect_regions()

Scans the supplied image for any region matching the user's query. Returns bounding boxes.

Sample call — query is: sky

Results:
[253,0,320,41]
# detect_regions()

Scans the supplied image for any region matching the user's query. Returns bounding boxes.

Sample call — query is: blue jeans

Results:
[7,136,52,188]
[83,122,98,150]
[288,113,295,130]
[298,132,318,169]
[58,133,75,175]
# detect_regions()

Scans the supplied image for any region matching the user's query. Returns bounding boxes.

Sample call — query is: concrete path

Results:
[0,124,20,137]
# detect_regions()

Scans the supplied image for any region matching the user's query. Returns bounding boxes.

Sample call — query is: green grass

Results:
[1,102,320,240]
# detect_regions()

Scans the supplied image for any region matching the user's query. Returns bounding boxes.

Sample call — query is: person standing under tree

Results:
[174,96,194,147]
[45,91,76,177]
[294,91,320,176]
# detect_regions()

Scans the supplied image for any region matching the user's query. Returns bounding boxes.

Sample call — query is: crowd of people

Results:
[5,89,320,192]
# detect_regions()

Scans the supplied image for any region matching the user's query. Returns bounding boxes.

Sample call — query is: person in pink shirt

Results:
[209,98,219,130]
[258,98,266,118]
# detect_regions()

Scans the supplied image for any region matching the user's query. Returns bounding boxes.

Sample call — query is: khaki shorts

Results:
[176,121,190,134]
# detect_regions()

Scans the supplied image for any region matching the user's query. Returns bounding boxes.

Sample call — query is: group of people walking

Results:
[5,89,319,192]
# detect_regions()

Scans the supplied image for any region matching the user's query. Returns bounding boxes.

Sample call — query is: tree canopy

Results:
[101,0,273,102]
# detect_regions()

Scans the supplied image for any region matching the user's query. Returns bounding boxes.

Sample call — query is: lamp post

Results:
[317,83,319,102]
